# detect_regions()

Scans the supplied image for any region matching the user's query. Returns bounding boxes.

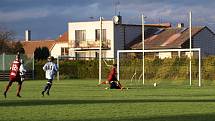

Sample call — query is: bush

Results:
[33,57,215,80]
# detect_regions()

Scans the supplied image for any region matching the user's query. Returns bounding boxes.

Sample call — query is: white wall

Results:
[159,52,172,59]
[68,21,145,59]
[68,20,114,58]
[51,43,68,58]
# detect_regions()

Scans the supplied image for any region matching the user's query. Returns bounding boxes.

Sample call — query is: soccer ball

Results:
[153,83,157,87]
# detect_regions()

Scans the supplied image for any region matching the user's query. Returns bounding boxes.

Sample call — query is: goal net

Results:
[117,48,201,87]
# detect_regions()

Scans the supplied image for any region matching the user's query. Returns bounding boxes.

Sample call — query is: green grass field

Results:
[1,79,215,121]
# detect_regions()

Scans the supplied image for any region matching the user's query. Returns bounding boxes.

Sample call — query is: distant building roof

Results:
[120,23,171,28]
[21,40,55,56]
[126,27,160,49]
[21,31,69,56]
[130,26,207,49]
[55,32,68,43]
[144,23,171,28]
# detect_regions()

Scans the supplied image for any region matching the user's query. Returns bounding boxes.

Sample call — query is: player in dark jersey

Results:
[107,64,123,89]
[98,64,123,89]
[3,53,22,98]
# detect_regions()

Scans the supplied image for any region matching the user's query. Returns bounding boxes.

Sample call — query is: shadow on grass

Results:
[1,99,215,107]
[1,113,215,121]
[72,113,215,121]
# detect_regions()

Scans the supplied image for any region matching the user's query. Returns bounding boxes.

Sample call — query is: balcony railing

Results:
[69,39,111,49]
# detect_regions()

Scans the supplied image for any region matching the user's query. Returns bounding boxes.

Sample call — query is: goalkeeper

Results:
[98,64,123,89]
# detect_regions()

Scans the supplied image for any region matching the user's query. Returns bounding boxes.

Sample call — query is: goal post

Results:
[117,48,201,87]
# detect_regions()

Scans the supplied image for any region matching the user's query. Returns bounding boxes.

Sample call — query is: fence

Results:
[0,53,34,80]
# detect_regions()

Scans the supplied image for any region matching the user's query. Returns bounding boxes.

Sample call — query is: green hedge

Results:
[34,56,215,81]
[34,60,111,80]
[34,60,46,79]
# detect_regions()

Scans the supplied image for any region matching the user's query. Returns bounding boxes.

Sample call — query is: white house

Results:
[68,16,170,59]
[21,16,176,59]
[50,32,69,58]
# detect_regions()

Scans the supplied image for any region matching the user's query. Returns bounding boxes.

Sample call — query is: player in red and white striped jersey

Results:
[3,53,22,98]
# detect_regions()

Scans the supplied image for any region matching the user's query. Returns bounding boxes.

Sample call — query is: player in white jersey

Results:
[41,56,58,96]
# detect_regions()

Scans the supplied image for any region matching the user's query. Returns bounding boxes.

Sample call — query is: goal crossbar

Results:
[117,48,201,86]
[117,48,200,53]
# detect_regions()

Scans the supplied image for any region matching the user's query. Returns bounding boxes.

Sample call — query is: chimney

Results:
[25,30,31,41]
[177,23,184,28]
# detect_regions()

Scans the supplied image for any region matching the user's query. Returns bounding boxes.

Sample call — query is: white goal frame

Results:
[117,48,201,86]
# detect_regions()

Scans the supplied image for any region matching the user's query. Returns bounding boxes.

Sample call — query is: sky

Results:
[1,0,215,40]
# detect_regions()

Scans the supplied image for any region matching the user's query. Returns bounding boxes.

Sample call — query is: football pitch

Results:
[1,79,215,121]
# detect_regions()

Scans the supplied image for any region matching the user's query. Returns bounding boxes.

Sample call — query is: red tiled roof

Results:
[131,26,206,49]
[145,23,171,28]
[21,31,68,56]
[55,32,68,43]
[21,40,56,56]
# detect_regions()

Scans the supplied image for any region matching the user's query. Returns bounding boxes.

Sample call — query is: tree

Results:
[0,26,24,54]
[12,41,25,54]
[0,26,15,54]
[34,47,50,61]
[34,47,41,61]
[41,47,50,60]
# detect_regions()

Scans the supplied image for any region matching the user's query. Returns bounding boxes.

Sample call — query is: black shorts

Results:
[110,81,121,89]
[9,78,22,85]
[47,79,53,84]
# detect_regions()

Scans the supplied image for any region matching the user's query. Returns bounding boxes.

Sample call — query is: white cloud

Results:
[3,1,214,24]
[0,2,107,23]
[2,0,215,39]
[117,1,215,27]
[0,8,51,22]
[59,3,105,19]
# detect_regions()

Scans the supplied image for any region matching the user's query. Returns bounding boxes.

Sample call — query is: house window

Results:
[75,30,86,41]
[61,47,69,56]
[95,52,99,58]
[75,52,86,60]
[95,29,106,41]
[95,51,106,58]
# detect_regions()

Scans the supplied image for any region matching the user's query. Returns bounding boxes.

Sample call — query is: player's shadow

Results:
[1,99,215,107]
[67,113,215,121]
